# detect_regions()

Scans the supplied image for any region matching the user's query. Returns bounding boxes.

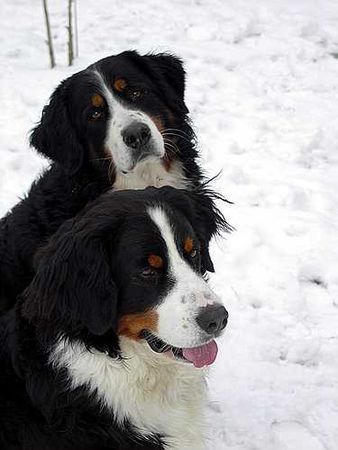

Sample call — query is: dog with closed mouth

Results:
[0,187,229,450]
[0,50,209,315]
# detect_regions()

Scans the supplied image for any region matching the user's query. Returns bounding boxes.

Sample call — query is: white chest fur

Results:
[50,337,207,450]
[114,159,188,191]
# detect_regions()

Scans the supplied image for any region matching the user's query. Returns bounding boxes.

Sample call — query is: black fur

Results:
[0,187,227,450]
[0,50,208,316]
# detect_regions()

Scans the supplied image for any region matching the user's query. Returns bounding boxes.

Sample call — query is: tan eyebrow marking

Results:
[148,254,164,269]
[114,78,127,92]
[184,237,194,254]
[91,94,104,107]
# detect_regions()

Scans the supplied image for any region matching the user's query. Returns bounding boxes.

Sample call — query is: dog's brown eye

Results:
[190,249,197,258]
[141,267,156,278]
[129,89,142,101]
[90,109,103,121]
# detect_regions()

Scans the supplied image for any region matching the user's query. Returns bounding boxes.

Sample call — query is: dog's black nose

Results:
[196,304,228,335]
[122,122,151,149]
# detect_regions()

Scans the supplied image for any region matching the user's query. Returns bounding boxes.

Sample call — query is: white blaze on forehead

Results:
[148,206,182,266]
[147,206,219,348]
[92,69,120,113]
[92,70,164,172]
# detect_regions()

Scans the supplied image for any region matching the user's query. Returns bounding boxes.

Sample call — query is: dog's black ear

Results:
[145,53,189,114]
[190,192,219,273]
[22,217,118,335]
[149,53,186,100]
[30,77,84,175]
[158,186,231,273]
[190,187,232,273]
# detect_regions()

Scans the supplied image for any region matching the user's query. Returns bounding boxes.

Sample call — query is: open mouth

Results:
[140,330,218,368]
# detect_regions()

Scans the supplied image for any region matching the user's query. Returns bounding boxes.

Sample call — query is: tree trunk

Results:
[42,0,55,68]
[68,0,74,66]
[74,0,79,58]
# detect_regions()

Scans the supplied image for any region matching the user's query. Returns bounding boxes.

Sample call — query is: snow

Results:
[1,0,338,448]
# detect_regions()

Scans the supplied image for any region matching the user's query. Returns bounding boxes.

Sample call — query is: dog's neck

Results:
[50,335,207,450]
[114,159,188,191]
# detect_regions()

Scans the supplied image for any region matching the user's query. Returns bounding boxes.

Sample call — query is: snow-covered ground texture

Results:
[1,0,338,448]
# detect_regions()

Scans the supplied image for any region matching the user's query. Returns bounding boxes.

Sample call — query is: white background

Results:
[1,1,338,448]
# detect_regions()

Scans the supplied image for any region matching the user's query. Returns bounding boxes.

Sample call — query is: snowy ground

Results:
[1,0,338,448]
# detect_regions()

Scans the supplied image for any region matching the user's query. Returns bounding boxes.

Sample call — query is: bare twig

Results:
[67,0,74,66]
[74,0,79,57]
[42,0,55,68]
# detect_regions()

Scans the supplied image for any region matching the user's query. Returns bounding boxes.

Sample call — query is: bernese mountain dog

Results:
[0,187,228,450]
[0,50,208,315]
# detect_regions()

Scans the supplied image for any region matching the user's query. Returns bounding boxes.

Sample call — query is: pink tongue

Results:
[182,340,218,368]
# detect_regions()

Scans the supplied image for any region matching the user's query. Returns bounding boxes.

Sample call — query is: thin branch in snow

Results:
[42,0,55,68]
[67,0,74,66]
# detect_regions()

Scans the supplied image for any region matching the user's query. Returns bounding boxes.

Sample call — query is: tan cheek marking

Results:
[184,237,194,254]
[151,115,164,132]
[162,154,172,171]
[117,310,158,340]
[166,108,176,126]
[148,254,163,269]
[159,111,177,169]
[114,78,127,92]
[91,94,104,107]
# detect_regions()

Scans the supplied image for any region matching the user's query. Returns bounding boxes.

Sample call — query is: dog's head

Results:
[22,187,229,368]
[30,51,190,176]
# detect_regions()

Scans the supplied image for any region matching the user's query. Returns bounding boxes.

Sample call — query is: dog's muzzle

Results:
[121,121,162,167]
[122,121,151,150]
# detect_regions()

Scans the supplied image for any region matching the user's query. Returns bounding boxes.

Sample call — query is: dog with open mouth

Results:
[0,187,229,450]
[0,50,207,316]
